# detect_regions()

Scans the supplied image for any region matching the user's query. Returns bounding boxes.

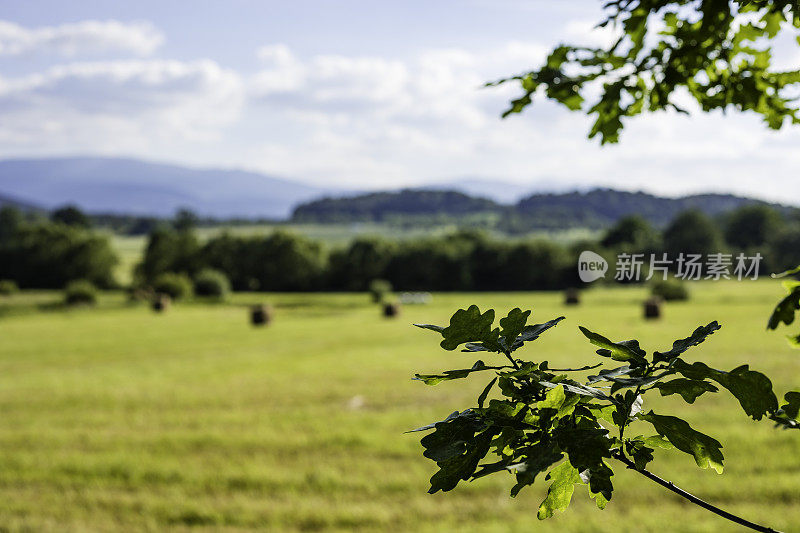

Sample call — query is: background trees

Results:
[0,207,117,289]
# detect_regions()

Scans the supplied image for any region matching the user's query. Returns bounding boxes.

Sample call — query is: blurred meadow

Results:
[0,281,798,532]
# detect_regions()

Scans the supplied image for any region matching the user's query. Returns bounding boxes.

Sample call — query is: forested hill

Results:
[291,187,794,230]
[513,189,785,228]
[291,189,503,222]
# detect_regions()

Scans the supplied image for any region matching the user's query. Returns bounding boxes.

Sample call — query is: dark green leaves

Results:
[579,326,647,366]
[672,360,778,420]
[411,305,787,524]
[415,410,496,494]
[655,378,719,404]
[771,391,800,430]
[499,308,531,348]
[508,441,563,497]
[767,280,800,330]
[428,428,497,493]
[432,305,498,351]
[653,322,721,364]
[783,391,800,419]
[415,306,563,354]
[414,360,494,385]
[512,316,565,350]
[638,412,724,473]
[419,410,483,461]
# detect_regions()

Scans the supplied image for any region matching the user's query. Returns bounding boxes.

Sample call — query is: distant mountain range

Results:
[0,157,796,229]
[292,188,798,230]
[0,157,335,219]
[0,192,41,212]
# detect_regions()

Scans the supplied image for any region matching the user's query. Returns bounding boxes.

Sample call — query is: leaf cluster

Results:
[489,0,800,143]
[767,265,800,348]
[410,305,798,519]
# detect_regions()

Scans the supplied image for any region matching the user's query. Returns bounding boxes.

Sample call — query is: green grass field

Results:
[0,282,798,532]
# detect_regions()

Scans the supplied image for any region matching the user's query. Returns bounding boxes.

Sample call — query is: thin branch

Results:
[613,453,782,533]
[548,363,603,372]
[503,352,521,370]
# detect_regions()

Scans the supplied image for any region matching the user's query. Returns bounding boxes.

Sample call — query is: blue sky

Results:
[1,0,799,203]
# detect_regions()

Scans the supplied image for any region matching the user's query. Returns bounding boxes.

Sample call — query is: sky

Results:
[1,0,799,203]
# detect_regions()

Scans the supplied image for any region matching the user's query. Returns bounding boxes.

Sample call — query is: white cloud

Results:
[0,19,163,57]
[2,26,800,206]
[0,59,244,150]
[241,41,800,205]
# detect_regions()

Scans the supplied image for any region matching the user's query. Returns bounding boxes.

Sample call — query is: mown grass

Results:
[0,281,798,532]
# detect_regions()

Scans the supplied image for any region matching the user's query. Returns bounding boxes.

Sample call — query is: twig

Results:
[613,453,782,533]
[548,363,603,372]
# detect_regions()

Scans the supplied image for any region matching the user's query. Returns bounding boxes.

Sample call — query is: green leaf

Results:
[580,460,614,507]
[499,308,531,349]
[672,360,778,420]
[556,426,613,473]
[477,377,497,409]
[484,399,539,428]
[511,316,565,350]
[587,365,634,384]
[767,284,800,330]
[578,326,647,366]
[782,391,800,419]
[655,378,719,404]
[407,410,462,433]
[429,428,497,493]
[414,323,444,333]
[414,360,494,385]
[537,461,583,520]
[643,435,673,450]
[419,305,500,351]
[537,384,566,410]
[585,403,616,423]
[508,441,564,497]
[653,322,721,364]
[420,410,484,462]
[638,412,724,473]
[540,380,615,402]
[625,439,655,471]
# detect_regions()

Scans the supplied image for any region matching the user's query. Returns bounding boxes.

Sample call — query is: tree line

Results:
[0,206,117,289]
[137,204,800,292]
[2,202,798,292]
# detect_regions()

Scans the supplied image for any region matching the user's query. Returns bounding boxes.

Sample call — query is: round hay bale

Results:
[564,288,581,305]
[152,293,171,313]
[251,304,273,326]
[644,297,662,320]
[383,302,400,318]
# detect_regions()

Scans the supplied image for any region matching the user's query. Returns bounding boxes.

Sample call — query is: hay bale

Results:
[644,297,662,320]
[251,304,273,326]
[152,293,171,313]
[383,302,400,318]
[564,288,580,305]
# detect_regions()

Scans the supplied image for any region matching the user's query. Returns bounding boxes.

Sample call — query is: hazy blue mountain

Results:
[0,157,336,218]
[0,192,41,212]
